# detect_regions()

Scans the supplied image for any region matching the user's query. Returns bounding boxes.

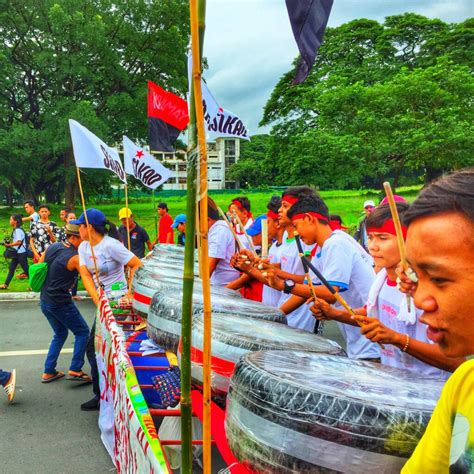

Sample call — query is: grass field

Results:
[0,186,421,291]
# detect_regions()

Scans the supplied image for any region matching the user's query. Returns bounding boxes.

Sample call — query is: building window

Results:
[178,164,186,171]
[225,140,236,156]
[178,177,187,184]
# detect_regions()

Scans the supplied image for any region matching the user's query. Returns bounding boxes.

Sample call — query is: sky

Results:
[202,0,473,135]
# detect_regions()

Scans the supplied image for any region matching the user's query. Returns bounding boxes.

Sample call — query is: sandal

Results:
[0,284,8,290]
[3,369,16,403]
[66,370,92,382]
[41,371,65,383]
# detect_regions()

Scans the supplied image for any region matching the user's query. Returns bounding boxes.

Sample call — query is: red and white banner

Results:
[95,290,170,473]
[123,136,172,189]
[69,119,126,183]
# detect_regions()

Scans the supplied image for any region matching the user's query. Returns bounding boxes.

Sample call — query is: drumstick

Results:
[261,218,268,258]
[296,240,385,349]
[216,206,245,251]
[383,182,412,311]
[232,211,257,256]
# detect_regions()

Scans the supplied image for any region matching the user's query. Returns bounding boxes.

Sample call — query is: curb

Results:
[0,290,90,301]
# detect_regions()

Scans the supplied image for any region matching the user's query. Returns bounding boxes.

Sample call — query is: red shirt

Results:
[158,213,174,244]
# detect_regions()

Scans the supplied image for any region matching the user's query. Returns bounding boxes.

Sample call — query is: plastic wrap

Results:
[150,243,185,259]
[181,314,344,398]
[226,351,445,473]
[146,286,246,352]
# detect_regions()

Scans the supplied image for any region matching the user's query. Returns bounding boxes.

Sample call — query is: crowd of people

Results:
[1,168,473,471]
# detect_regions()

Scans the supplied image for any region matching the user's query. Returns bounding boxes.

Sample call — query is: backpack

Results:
[29,262,48,292]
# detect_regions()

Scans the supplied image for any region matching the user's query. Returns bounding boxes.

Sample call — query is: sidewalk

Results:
[0,290,90,301]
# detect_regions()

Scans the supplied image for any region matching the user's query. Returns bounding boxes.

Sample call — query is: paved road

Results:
[0,299,115,474]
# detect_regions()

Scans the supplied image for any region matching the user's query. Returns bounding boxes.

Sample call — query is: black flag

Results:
[148,118,181,153]
[285,0,333,84]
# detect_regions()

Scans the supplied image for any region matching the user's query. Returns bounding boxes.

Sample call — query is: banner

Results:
[95,290,170,473]
[69,119,126,182]
[201,81,250,140]
[123,136,172,189]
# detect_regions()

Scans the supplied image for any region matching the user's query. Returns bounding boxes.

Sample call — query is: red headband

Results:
[290,212,329,223]
[366,219,407,239]
[230,199,252,218]
[281,195,298,206]
[267,210,279,219]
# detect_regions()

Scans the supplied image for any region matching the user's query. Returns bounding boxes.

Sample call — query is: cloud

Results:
[202,0,473,135]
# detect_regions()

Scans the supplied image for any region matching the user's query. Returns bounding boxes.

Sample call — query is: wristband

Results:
[401,334,410,352]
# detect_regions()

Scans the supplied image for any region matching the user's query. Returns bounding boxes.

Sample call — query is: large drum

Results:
[226,351,445,473]
[180,314,343,399]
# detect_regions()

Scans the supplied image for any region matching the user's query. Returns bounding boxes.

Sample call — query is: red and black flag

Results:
[285,0,333,84]
[147,81,189,152]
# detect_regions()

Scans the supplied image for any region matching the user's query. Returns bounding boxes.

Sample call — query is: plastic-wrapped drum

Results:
[226,351,445,473]
[182,314,343,398]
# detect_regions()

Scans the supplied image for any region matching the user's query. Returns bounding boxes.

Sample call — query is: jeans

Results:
[86,320,99,398]
[4,252,29,286]
[0,369,10,386]
[40,300,90,375]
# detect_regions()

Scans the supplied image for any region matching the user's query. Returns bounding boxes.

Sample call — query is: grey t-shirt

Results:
[78,235,134,294]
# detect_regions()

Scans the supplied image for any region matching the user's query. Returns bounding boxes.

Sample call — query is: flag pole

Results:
[75,167,101,289]
[152,189,158,242]
[124,182,132,250]
[190,0,212,471]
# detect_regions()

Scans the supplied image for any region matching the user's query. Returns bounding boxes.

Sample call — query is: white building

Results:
[154,137,241,190]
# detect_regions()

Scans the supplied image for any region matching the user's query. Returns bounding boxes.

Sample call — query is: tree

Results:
[258,14,473,188]
[0,0,189,203]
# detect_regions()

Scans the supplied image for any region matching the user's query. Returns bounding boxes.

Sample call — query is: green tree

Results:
[259,14,473,188]
[0,0,189,204]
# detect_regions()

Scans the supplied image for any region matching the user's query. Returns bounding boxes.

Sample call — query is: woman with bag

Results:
[0,214,29,289]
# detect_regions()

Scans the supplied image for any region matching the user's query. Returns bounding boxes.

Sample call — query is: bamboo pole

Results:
[190,0,213,471]
[180,0,207,471]
[124,183,131,251]
[75,167,101,289]
[383,182,412,311]
[152,189,158,242]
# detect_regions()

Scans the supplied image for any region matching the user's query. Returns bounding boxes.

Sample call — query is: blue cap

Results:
[70,208,107,227]
[246,215,267,236]
[172,213,186,229]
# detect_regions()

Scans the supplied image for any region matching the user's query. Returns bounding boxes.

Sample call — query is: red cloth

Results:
[240,279,263,302]
[147,81,189,130]
[158,213,174,244]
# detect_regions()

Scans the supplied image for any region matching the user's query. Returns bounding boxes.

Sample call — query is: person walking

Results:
[0,214,29,289]
[72,209,142,410]
[29,204,58,263]
[117,208,153,258]
[22,200,39,229]
[0,369,16,403]
[39,224,91,383]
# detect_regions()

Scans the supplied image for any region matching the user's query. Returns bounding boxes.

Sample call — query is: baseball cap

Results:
[70,208,107,227]
[246,215,267,237]
[157,202,168,210]
[172,214,186,229]
[363,200,376,209]
[64,223,80,237]
[118,207,132,220]
[379,195,408,206]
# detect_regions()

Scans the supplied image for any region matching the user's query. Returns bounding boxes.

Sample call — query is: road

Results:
[0,299,115,474]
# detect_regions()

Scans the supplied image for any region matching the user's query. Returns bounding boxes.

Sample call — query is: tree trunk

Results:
[6,184,14,207]
[64,149,77,207]
[424,166,443,185]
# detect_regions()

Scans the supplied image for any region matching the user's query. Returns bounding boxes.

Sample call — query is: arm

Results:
[358,316,465,372]
[309,298,366,326]
[67,254,80,272]
[226,273,252,290]
[22,215,32,223]
[126,256,143,298]
[209,257,219,276]
[30,237,40,260]
[79,265,99,305]
[146,240,153,251]
[166,229,174,244]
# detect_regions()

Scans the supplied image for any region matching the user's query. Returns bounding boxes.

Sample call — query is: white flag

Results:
[69,119,126,182]
[123,136,172,189]
[201,82,250,140]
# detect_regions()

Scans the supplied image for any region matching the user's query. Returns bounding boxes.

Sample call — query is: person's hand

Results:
[357,316,401,345]
[308,298,340,321]
[261,267,284,291]
[395,264,418,296]
[231,252,253,272]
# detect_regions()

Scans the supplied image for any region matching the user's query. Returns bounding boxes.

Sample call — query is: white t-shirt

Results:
[12,228,27,253]
[78,235,135,294]
[29,212,39,229]
[262,240,285,307]
[374,279,450,380]
[208,220,240,286]
[311,230,379,359]
[277,237,316,332]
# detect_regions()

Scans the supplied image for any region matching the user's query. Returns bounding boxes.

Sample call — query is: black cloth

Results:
[148,117,180,152]
[41,242,78,306]
[177,232,185,246]
[118,223,150,258]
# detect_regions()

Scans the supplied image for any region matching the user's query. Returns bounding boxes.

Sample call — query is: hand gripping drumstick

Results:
[232,211,257,256]
[217,206,246,251]
[383,182,412,312]
[294,233,385,349]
